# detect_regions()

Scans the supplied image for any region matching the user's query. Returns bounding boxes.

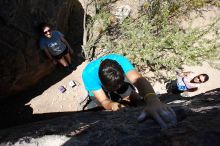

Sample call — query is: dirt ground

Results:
[27,61,89,114]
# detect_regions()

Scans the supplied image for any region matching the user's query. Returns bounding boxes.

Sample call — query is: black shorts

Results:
[53,48,69,60]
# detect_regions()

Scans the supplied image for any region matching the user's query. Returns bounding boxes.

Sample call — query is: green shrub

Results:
[84,0,220,80]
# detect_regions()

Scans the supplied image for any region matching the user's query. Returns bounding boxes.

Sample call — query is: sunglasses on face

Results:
[43,29,51,34]
[198,76,204,83]
[195,75,203,83]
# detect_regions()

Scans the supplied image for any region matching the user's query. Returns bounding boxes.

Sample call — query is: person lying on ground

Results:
[82,54,176,128]
[176,71,209,96]
[39,23,74,70]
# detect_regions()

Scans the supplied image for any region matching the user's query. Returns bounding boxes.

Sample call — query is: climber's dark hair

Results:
[99,59,125,91]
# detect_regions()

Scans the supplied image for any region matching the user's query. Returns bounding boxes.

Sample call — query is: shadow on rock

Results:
[0,88,219,145]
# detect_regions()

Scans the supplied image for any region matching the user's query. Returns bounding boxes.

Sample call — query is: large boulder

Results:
[0,0,85,99]
[0,89,219,146]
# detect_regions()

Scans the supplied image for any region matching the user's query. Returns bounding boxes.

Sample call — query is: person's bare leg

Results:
[64,53,72,65]
[57,57,69,67]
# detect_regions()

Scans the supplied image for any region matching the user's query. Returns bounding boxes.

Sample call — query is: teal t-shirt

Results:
[82,54,135,96]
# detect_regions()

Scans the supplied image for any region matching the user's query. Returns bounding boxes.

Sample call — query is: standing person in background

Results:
[82,54,176,129]
[39,23,74,70]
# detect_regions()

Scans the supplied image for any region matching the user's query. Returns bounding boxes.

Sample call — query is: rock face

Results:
[0,89,219,146]
[0,0,85,99]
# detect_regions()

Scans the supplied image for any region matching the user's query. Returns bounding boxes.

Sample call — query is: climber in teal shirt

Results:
[82,54,176,129]
[82,54,134,96]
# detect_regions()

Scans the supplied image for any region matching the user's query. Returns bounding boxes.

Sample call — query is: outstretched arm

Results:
[126,70,177,129]
[126,70,155,97]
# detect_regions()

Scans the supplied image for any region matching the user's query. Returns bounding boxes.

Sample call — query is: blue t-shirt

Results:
[40,31,66,56]
[82,54,135,96]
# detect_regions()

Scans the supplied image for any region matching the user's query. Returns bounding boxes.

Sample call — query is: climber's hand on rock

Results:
[111,102,126,111]
[138,94,177,129]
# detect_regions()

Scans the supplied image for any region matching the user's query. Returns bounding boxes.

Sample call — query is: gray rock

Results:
[0,89,219,146]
